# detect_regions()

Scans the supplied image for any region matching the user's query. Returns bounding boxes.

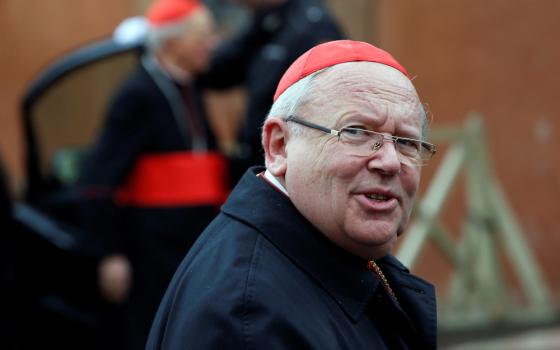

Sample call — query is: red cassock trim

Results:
[116,151,228,207]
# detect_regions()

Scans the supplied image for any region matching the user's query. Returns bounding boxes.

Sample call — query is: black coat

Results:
[202,0,343,178]
[147,167,437,349]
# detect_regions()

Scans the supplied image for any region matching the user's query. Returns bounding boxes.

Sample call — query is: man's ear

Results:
[262,117,288,177]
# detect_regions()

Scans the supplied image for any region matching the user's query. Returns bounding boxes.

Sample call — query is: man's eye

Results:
[347,125,368,129]
[340,128,371,144]
[343,127,368,135]
[397,138,421,151]
[343,126,368,134]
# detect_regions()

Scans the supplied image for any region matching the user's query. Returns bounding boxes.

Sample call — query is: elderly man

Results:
[78,0,226,348]
[147,40,437,349]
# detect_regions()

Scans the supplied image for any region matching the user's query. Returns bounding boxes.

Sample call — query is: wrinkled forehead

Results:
[303,62,424,128]
[315,62,416,99]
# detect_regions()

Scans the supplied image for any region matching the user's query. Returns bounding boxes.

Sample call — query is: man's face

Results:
[168,8,216,73]
[283,62,424,260]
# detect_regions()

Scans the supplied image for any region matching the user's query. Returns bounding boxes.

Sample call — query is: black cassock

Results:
[147,167,437,350]
[78,58,227,350]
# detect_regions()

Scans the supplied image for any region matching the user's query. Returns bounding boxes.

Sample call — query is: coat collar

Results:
[379,255,438,349]
[222,167,436,337]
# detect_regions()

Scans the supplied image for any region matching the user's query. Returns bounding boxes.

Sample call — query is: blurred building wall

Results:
[370,0,560,302]
[1,0,559,302]
[0,0,141,194]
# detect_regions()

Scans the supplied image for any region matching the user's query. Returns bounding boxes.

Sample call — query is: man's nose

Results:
[367,140,402,175]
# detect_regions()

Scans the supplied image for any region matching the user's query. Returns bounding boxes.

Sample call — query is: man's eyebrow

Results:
[394,120,423,139]
[334,113,371,127]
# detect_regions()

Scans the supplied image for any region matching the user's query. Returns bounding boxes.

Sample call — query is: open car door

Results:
[13,37,142,349]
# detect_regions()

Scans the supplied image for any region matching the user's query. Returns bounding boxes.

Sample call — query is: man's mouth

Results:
[357,190,399,211]
[364,194,390,201]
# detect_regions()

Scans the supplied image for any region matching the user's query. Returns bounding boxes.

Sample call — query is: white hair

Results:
[261,69,326,167]
[265,69,326,136]
[145,21,189,52]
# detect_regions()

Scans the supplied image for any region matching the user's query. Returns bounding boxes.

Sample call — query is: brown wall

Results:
[372,0,560,299]
[2,0,559,302]
[0,0,141,193]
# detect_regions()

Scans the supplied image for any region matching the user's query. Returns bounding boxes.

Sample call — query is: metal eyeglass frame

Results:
[284,115,437,165]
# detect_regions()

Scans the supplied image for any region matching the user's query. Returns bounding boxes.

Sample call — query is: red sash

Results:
[116,151,228,207]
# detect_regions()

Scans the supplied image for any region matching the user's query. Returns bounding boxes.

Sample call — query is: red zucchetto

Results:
[146,0,202,26]
[273,40,408,101]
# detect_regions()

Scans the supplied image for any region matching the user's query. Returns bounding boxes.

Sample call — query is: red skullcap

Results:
[146,0,202,26]
[273,40,408,101]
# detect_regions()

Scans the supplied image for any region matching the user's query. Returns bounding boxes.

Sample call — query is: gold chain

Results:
[367,260,399,304]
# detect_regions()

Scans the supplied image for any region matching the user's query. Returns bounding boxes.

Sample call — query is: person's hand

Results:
[98,254,132,304]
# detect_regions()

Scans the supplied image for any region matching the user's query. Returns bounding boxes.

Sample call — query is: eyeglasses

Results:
[285,115,437,166]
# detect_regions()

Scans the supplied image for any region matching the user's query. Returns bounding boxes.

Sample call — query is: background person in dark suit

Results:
[202,0,344,183]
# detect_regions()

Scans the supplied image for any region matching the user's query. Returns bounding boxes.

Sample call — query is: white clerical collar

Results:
[263,169,289,197]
